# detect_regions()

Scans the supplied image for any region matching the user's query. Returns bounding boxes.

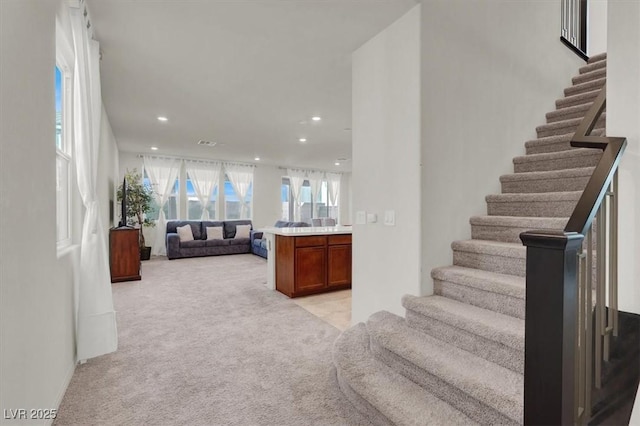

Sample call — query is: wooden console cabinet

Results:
[275,234,351,297]
[109,227,141,283]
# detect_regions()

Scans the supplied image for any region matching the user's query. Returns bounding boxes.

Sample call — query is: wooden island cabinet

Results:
[269,229,352,298]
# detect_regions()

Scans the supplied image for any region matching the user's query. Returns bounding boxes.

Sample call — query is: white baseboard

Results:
[50,361,76,426]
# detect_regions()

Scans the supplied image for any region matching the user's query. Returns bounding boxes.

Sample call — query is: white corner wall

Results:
[351,5,422,323]
[608,0,640,315]
[420,0,585,293]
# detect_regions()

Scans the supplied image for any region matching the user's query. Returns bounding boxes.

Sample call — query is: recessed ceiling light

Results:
[157,116,168,122]
[311,116,322,121]
[254,157,261,161]
[334,162,340,166]
[299,138,307,143]
[150,146,158,151]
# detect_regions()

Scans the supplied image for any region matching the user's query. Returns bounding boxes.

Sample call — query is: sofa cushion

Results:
[224,220,252,239]
[205,226,224,240]
[177,225,195,242]
[235,224,251,239]
[180,239,205,248]
[230,238,250,246]
[288,221,309,227]
[205,239,230,247]
[252,239,262,248]
[260,240,267,249]
[274,220,288,228]
[167,221,202,240]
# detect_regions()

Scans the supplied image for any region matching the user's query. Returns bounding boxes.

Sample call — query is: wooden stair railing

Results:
[520,86,627,425]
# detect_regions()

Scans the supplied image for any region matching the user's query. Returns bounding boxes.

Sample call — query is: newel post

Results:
[520,230,584,425]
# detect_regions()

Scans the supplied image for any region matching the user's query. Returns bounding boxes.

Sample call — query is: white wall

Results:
[0,1,121,420]
[351,5,422,323]
[589,0,608,56]
[339,172,352,225]
[608,0,640,315]
[252,165,283,228]
[419,0,585,294]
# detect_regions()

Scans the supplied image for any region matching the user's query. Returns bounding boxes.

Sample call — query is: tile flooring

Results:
[292,289,352,331]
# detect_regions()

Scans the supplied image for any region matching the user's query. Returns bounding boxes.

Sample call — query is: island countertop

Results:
[261,225,352,237]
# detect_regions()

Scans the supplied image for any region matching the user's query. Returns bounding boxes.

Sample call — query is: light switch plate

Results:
[384,210,395,226]
[367,213,377,223]
[355,211,366,225]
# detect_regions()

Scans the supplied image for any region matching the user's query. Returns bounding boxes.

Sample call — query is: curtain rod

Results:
[135,154,256,168]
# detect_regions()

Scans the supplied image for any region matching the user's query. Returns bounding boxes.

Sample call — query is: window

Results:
[56,65,72,248]
[224,175,252,219]
[281,177,337,223]
[143,172,179,220]
[187,175,218,220]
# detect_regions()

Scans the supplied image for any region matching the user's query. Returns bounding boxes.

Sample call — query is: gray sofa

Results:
[250,220,309,259]
[166,220,253,260]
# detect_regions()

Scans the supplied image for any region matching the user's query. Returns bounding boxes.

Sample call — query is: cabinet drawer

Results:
[328,234,352,245]
[295,236,326,247]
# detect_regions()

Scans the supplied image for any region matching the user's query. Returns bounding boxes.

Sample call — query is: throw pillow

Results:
[176,224,194,242]
[206,226,224,240]
[235,224,251,239]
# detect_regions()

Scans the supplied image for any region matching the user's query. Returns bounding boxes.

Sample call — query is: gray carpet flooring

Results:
[54,254,371,426]
[333,54,608,425]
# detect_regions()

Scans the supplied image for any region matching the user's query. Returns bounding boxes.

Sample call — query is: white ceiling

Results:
[89,0,417,172]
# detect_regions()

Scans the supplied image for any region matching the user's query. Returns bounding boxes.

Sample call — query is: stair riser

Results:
[471,224,563,244]
[335,370,394,426]
[369,342,518,426]
[546,104,592,123]
[434,280,525,319]
[501,175,590,193]
[453,250,525,277]
[405,310,523,374]
[537,116,605,138]
[514,151,600,173]
[579,60,606,74]
[572,68,606,85]
[487,199,577,217]
[556,90,600,109]
[564,78,606,97]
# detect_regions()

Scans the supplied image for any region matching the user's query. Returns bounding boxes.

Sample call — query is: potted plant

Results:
[117,169,156,260]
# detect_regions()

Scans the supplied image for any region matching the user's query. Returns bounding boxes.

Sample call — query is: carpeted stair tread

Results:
[536,113,605,138]
[500,166,595,193]
[367,311,523,425]
[524,129,604,154]
[579,59,606,74]
[432,266,525,318]
[556,88,601,109]
[470,215,567,243]
[452,238,526,276]
[486,191,582,217]
[402,295,524,373]
[546,102,594,123]
[564,77,606,97]
[402,295,524,351]
[333,324,477,426]
[588,52,607,63]
[513,147,601,172]
[572,67,606,85]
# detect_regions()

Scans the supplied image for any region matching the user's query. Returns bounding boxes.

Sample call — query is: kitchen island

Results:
[262,226,352,298]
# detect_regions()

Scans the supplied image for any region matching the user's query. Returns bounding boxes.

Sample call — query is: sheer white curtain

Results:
[143,156,181,256]
[326,173,341,220]
[287,169,307,222]
[307,171,325,218]
[224,163,254,219]
[185,160,221,220]
[70,7,117,361]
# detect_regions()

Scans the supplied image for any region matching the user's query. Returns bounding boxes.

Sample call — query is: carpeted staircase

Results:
[333,53,608,425]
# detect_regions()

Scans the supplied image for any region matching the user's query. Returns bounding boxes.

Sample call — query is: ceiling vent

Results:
[198,140,222,147]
